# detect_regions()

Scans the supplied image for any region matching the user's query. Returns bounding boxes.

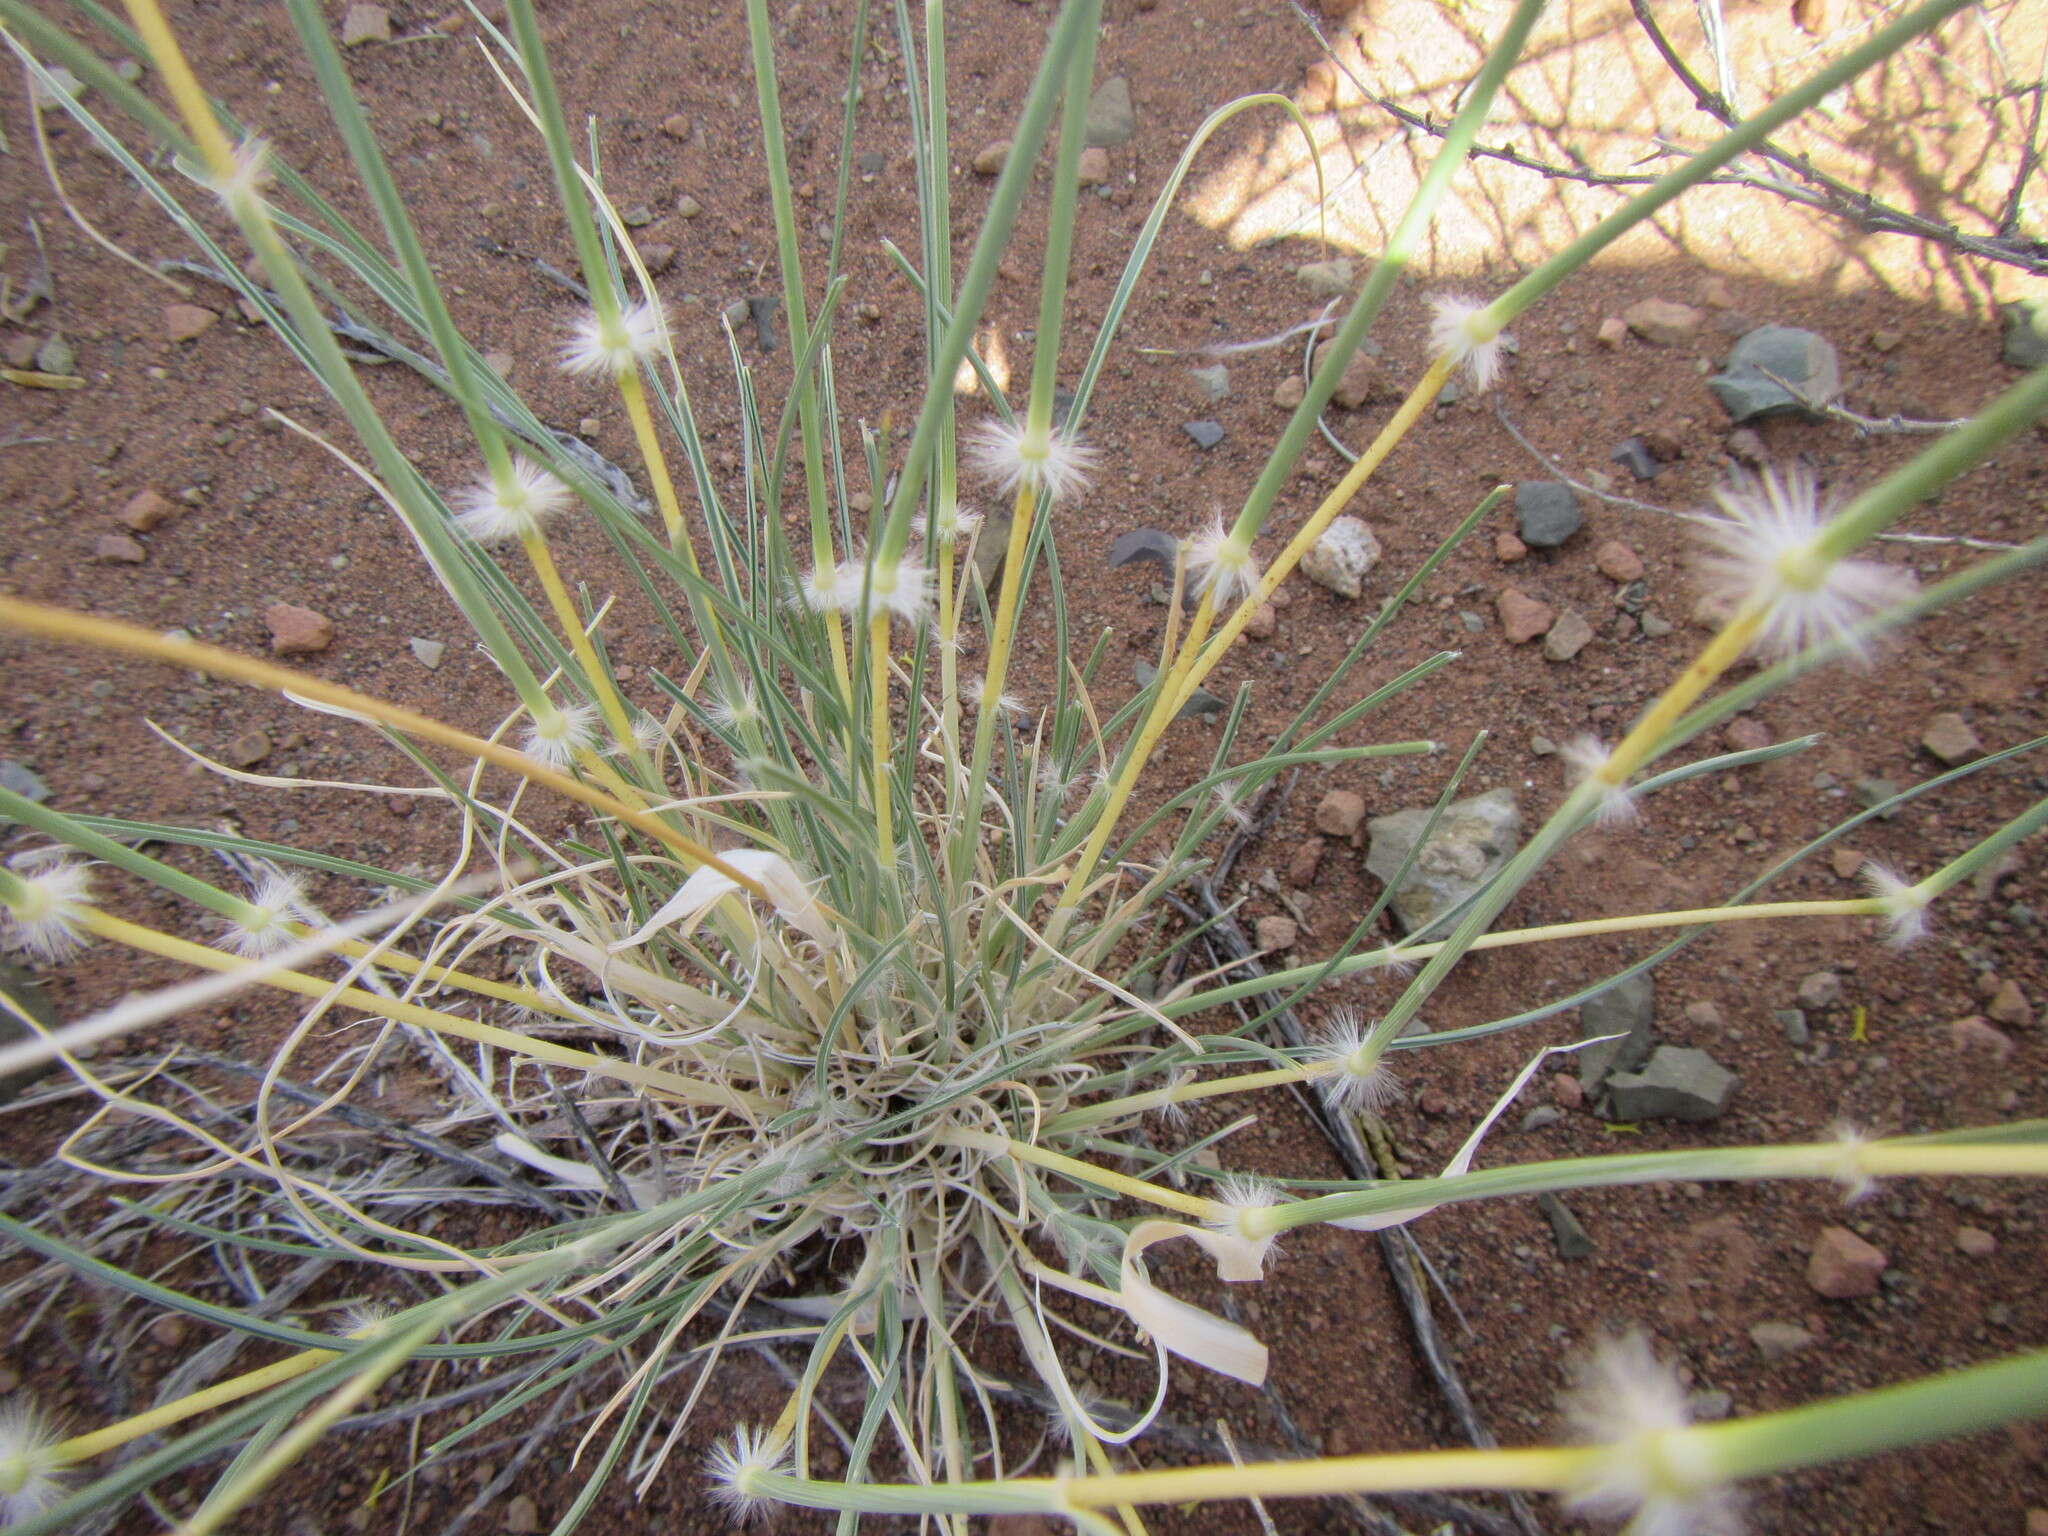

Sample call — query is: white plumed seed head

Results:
[1186,517,1262,605]
[1561,735,1641,829]
[962,676,1023,717]
[934,498,981,541]
[521,701,601,769]
[1860,862,1931,948]
[453,457,573,545]
[797,559,867,615]
[629,710,669,753]
[1312,1007,1402,1115]
[706,685,761,733]
[706,1425,791,1521]
[224,867,314,957]
[1561,1332,1738,1536]
[1427,293,1512,393]
[561,299,667,376]
[1204,1174,1286,1277]
[207,136,273,212]
[1,857,93,964]
[0,1398,67,1526]
[965,417,1097,503]
[1692,466,1916,661]
[868,555,935,625]
[1826,1123,1877,1202]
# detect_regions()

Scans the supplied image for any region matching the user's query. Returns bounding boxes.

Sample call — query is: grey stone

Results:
[1084,77,1136,147]
[1520,1105,1563,1133]
[0,761,51,806]
[1853,778,1902,820]
[1749,1321,1816,1361]
[1606,1045,1739,1121]
[1640,612,1674,638]
[1183,420,1224,450]
[1539,1192,1595,1259]
[2002,300,2048,370]
[1709,325,1840,422]
[1577,972,1656,1093]
[1300,516,1382,599]
[1363,787,1521,934]
[1796,971,1841,1010]
[409,637,446,671]
[1295,258,1355,298]
[1514,481,1581,548]
[1775,1008,1811,1046]
[0,962,60,1105]
[1689,1389,1735,1421]
[1189,364,1231,402]
[1542,608,1594,663]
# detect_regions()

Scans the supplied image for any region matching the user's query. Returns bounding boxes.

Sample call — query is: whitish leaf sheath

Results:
[452,458,573,544]
[1860,862,1931,947]
[1427,293,1512,393]
[966,418,1098,503]
[560,299,668,376]
[520,701,602,769]
[1312,1007,1403,1116]
[1187,517,1262,605]
[1561,736,1641,828]
[1692,466,1916,660]
[611,848,833,947]
[0,1398,68,1525]
[0,857,93,964]
[1561,1333,1739,1536]
[706,1425,792,1522]
[222,867,316,957]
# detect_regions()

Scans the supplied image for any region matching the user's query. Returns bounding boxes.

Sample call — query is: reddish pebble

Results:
[1493,531,1528,564]
[164,303,219,342]
[1723,717,1771,753]
[265,601,334,656]
[1593,539,1644,583]
[1550,1073,1583,1110]
[1286,836,1326,888]
[1245,603,1278,640]
[1954,1226,1998,1258]
[1496,587,1554,644]
[1830,846,1864,880]
[121,489,176,532]
[1948,1014,2015,1060]
[94,534,146,564]
[1315,790,1366,840]
[1806,1225,1886,1299]
[1988,978,2034,1027]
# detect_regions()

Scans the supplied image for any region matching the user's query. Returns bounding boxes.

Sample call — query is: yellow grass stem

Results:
[615,368,689,557]
[55,1337,353,1464]
[944,1130,1218,1221]
[1601,602,1768,787]
[519,528,641,760]
[119,0,237,177]
[977,481,1040,741]
[0,598,788,910]
[1060,1445,1583,1507]
[80,909,766,1113]
[869,611,894,861]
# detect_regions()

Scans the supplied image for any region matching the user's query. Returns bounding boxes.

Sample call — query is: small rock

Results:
[1595,315,1629,349]
[1076,146,1111,186]
[225,729,271,768]
[1514,481,1581,548]
[1954,1226,1998,1258]
[265,602,334,656]
[409,637,446,670]
[2002,299,2048,370]
[1286,837,1326,887]
[1244,603,1277,640]
[0,762,51,804]
[1949,1014,2014,1059]
[1295,258,1355,299]
[676,194,703,219]
[1920,711,1982,765]
[340,3,391,46]
[1690,1389,1734,1422]
[1538,1192,1594,1257]
[1710,325,1841,422]
[1578,973,1656,1092]
[1300,516,1382,599]
[36,335,75,376]
[1806,1225,1886,1299]
[1606,1045,1738,1121]
[1,335,36,369]
[1830,846,1864,879]
[28,65,83,108]
[120,489,175,532]
[660,114,691,140]
[482,350,514,378]
[1084,77,1136,147]
[1795,971,1842,1010]
[164,303,219,343]
[1542,609,1593,662]
[1315,790,1366,841]
[1869,329,1902,354]
[503,1493,540,1535]
[1723,716,1771,753]
[1521,1105,1563,1133]
[1640,612,1674,638]
[1271,374,1306,409]
[971,140,1011,175]
[1853,778,1901,819]
[1692,588,1743,632]
[1551,1073,1583,1110]
[1364,787,1521,933]
[1683,999,1725,1030]
[621,205,655,228]
[1497,588,1554,644]
[1623,298,1703,346]
[1593,540,1644,583]
[1254,915,1298,953]
[94,534,146,564]
[1183,420,1224,450]
[1312,339,1381,409]
[1775,1008,1810,1046]
[1300,58,1339,113]
[1724,426,1767,465]
[1749,1321,1815,1361]
[637,242,676,276]
[149,1314,188,1349]
[1530,734,1557,756]
[1494,531,1528,564]
[1988,979,2034,1028]
[1611,437,1662,483]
